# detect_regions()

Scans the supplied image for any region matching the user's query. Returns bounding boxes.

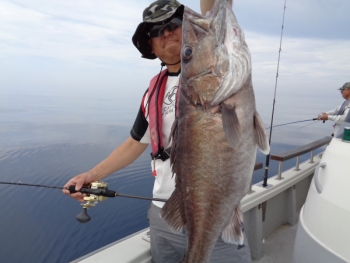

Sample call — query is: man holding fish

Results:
[63,0,269,262]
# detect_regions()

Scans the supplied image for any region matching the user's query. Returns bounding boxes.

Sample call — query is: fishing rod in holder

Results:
[0,181,166,223]
[260,0,288,188]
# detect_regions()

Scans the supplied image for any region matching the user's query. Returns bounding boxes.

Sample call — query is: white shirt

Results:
[132,72,180,208]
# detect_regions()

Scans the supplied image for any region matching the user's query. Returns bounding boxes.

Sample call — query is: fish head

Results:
[181,0,252,108]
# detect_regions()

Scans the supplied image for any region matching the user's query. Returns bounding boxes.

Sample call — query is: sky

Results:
[1,0,350,124]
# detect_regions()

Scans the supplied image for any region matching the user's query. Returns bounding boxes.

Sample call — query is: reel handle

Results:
[67,183,115,224]
[76,208,91,223]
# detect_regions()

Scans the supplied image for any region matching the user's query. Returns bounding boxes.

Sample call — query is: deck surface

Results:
[72,223,298,263]
[253,223,297,263]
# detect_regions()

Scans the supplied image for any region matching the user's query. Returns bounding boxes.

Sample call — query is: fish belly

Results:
[175,105,254,262]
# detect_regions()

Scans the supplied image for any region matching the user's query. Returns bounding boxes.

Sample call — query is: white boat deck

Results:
[253,223,296,263]
[72,229,152,263]
[73,223,297,263]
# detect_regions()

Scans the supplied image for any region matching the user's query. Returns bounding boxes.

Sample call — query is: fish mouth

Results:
[186,70,217,83]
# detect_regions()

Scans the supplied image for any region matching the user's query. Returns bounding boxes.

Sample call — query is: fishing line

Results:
[261,0,288,188]
[295,120,319,130]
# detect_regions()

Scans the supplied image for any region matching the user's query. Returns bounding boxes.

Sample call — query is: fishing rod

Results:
[266,118,318,129]
[0,181,166,223]
[261,0,287,188]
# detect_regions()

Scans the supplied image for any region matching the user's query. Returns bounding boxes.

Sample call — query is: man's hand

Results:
[200,0,233,15]
[62,172,96,202]
[317,112,328,121]
[62,136,148,202]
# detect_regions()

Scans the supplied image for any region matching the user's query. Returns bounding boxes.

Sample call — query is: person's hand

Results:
[62,172,96,202]
[317,113,328,121]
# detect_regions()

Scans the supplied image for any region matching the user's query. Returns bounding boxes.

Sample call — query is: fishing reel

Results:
[68,181,116,223]
[67,181,166,223]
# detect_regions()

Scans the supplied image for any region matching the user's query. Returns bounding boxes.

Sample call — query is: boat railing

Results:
[254,162,263,171]
[270,136,332,180]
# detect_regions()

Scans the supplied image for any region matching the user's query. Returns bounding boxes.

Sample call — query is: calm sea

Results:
[0,87,336,263]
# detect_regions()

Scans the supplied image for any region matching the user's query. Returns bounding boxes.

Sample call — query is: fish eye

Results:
[182,46,193,61]
[185,47,192,57]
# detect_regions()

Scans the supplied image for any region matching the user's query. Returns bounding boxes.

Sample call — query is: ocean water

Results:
[0,88,336,263]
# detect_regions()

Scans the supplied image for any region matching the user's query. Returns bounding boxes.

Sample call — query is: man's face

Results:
[341,88,350,100]
[149,25,182,64]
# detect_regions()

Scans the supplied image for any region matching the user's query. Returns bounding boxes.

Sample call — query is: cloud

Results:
[0,1,142,61]
[234,0,350,40]
[244,30,350,98]
[0,0,349,101]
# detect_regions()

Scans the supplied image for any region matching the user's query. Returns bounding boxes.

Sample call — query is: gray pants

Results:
[147,203,252,263]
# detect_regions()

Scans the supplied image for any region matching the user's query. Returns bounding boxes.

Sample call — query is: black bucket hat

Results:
[132,0,184,60]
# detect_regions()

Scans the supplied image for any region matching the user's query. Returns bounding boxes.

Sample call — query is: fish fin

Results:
[160,188,186,233]
[221,205,244,245]
[222,103,240,148]
[191,18,210,31]
[254,112,270,154]
[170,117,178,174]
[211,0,226,44]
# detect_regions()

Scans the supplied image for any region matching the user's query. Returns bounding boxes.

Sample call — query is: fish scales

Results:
[161,1,270,262]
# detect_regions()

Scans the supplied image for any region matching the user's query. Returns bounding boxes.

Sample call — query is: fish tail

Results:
[221,205,244,245]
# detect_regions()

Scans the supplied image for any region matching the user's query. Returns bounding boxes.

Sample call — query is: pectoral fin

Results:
[254,112,270,154]
[222,103,240,148]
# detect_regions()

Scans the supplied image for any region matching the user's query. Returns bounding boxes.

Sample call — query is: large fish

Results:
[161,0,270,262]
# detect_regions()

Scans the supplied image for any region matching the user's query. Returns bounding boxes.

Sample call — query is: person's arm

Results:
[317,105,340,121]
[200,0,232,15]
[62,136,148,201]
[327,106,350,124]
[325,106,340,117]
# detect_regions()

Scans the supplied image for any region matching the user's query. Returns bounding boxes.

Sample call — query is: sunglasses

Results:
[148,17,182,38]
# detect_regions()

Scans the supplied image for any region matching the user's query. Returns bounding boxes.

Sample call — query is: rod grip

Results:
[68,186,116,197]
[312,118,325,123]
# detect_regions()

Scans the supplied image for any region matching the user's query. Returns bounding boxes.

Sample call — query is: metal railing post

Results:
[294,156,301,171]
[309,150,314,163]
[276,161,283,180]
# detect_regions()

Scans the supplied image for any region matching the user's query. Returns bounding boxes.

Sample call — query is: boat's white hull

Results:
[293,138,350,263]
[293,206,348,263]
